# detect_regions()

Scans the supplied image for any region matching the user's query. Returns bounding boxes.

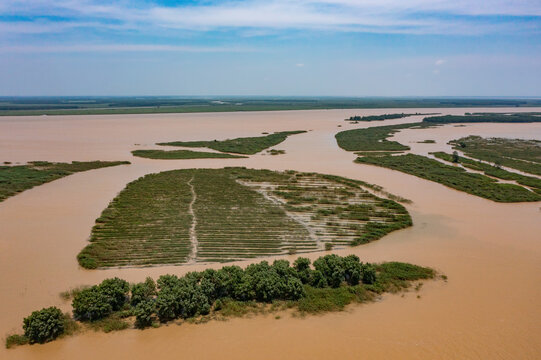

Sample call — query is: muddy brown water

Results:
[1,108,540,359]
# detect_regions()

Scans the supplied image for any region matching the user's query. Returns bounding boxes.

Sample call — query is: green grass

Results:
[432,152,541,192]
[5,334,29,349]
[0,161,130,203]
[87,316,130,333]
[190,169,313,262]
[131,149,246,160]
[77,170,194,268]
[356,154,541,202]
[78,168,412,268]
[335,122,435,152]
[423,113,541,124]
[157,131,306,155]
[449,136,541,176]
[417,139,436,143]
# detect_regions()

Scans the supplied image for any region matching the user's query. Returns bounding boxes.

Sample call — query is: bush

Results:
[134,300,155,328]
[131,277,157,306]
[5,334,29,349]
[99,278,130,311]
[361,264,377,285]
[293,257,312,284]
[72,286,113,321]
[313,254,345,288]
[23,307,65,344]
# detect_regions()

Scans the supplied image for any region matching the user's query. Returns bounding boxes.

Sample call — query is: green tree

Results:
[343,255,362,285]
[362,264,377,285]
[313,254,345,288]
[131,277,157,307]
[72,286,113,321]
[134,300,155,328]
[293,257,312,284]
[99,278,130,311]
[23,307,65,344]
[452,151,460,163]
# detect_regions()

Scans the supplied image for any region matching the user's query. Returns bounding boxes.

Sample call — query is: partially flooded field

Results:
[1,108,541,359]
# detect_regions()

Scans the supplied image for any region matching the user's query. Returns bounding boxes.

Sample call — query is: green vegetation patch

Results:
[190,169,313,262]
[335,122,435,152]
[158,131,306,155]
[240,171,412,247]
[423,113,541,124]
[78,168,412,268]
[346,113,435,122]
[449,136,541,176]
[432,152,541,192]
[356,154,541,202]
[77,171,194,269]
[417,139,436,144]
[6,255,437,348]
[131,149,246,160]
[0,161,130,202]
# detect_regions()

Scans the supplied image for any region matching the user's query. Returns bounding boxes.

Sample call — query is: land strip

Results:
[132,149,246,160]
[78,168,412,268]
[0,161,130,203]
[356,154,541,202]
[157,131,306,155]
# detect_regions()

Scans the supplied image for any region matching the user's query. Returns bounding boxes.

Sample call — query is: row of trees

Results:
[19,255,378,344]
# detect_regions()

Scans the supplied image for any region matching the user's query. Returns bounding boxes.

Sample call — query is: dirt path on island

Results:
[186,176,199,264]
[1,107,541,359]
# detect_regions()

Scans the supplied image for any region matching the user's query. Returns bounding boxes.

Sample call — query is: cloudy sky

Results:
[1,0,540,96]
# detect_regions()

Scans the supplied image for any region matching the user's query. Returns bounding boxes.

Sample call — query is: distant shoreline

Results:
[1,97,540,116]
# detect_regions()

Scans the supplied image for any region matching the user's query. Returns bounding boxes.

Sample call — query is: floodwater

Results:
[1,108,540,359]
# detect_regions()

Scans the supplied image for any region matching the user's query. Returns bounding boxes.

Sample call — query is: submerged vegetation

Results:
[157,131,306,155]
[78,168,411,268]
[356,154,541,202]
[131,149,246,160]
[6,255,437,349]
[432,152,541,193]
[0,161,130,202]
[449,136,541,176]
[423,112,541,124]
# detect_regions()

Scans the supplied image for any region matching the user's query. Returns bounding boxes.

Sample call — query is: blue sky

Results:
[1,0,540,96]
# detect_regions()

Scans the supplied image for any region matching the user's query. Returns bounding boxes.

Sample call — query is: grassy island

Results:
[432,152,541,194]
[423,112,541,124]
[77,168,411,269]
[449,136,541,176]
[131,149,247,160]
[335,122,435,152]
[0,161,130,202]
[157,131,306,155]
[6,254,438,349]
[356,154,541,202]
[346,113,434,122]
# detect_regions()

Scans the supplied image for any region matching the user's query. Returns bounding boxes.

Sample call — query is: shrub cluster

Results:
[8,255,435,349]
[74,255,377,327]
[72,277,130,321]
[22,307,65,344]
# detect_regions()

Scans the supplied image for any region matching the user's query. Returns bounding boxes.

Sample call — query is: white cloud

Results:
[0,44,255,53]
[0,0,540,36]
[435,59,446,66]
[296,63,305,67]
